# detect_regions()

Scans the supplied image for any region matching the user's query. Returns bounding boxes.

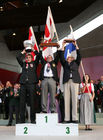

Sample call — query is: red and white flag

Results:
[28,26,39,60]
[42,6,59,59]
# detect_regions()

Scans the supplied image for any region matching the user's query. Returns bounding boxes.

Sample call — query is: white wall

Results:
[56,0,103,40]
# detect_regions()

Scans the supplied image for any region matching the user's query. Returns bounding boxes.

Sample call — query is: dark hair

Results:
[14,83,19,86]
[26,54,33,59]
[83,74,91,83]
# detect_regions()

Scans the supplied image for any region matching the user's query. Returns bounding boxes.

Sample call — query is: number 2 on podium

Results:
[24,127,28,134]
[45,116,48,123]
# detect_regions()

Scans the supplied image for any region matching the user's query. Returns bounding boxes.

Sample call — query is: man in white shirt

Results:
[39,53,59,113]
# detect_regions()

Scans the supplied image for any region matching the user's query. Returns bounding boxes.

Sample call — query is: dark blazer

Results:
[16,51,40,84]
[39,51,59,82]
[59,49,81,84]
[9,88,20,106]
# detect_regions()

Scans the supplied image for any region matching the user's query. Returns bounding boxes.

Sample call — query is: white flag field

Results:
[28,26,39,60]
[42,6,59,59]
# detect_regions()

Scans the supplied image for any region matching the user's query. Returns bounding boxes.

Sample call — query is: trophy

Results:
[63,34,75,43]
[39,36,60,48]
[40,42,60,48]
[23,40,33,53]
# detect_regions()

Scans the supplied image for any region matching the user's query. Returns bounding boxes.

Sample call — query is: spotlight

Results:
[23,0,29,6]
[24,2,28,6]
[12,32,16,36]
[0,6,3,11]
[59,0,63,3]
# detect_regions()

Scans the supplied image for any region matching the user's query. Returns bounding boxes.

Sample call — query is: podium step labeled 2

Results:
[16,113,78,136]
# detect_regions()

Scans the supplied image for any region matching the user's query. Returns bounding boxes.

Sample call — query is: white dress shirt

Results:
[44,63,53,77]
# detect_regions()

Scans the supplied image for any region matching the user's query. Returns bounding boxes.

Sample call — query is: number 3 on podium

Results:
[66,127,70,134]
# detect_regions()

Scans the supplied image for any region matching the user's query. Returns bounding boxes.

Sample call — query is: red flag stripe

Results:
[45,24,50,38]
[28,28,32,40]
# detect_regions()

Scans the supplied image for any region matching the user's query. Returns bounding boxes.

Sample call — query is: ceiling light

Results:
[0,6,3,11]
[24,2,28,6]
[59,0,63,3]
[73,14,103,40]
[59,14,103,46]
[12,33,16,36]
[23,0,29,6]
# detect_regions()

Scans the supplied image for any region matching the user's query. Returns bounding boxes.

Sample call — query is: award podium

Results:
[16,113,78,136]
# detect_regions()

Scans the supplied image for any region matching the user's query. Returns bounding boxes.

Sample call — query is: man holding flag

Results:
[59,40,81,123]
[39,6,59,113]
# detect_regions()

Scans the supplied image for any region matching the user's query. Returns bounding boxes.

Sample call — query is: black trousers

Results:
[4,98,9,119]
[9,104,19,124]
[20,83,36,123]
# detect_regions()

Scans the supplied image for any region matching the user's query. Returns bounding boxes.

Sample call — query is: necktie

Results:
[46,63,50,72]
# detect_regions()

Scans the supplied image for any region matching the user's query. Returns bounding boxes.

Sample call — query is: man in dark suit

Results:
[16,44,40,123]
[39,51,59,113]
[59,41,81,123]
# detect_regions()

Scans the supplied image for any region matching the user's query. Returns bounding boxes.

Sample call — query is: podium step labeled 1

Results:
[36,113,58,126]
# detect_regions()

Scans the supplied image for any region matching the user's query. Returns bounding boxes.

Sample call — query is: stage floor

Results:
[0,125,103,140]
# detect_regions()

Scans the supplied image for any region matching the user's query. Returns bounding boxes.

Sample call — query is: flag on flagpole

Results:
[67,25,75,40]
[28,26,39,60]
[64,25,77,60]
[64,43,77,60]
[59,25,76,92]
[42,6,59,59]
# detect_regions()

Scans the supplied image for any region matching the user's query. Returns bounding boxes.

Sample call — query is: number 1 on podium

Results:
[45,116,48,123]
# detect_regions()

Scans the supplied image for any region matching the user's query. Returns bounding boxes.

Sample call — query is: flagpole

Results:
[42,6,60,58]
[30,26,39,51]
[80,60,86,77]
[48,6,59,42]
[69,25,86,76]
[70,25,73,34]
[70,25,91,93]
[48,6,65,92]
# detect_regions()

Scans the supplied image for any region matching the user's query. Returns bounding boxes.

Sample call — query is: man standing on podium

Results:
[39,48,59,113]
[16,40,40,123]
[59,40,81,123]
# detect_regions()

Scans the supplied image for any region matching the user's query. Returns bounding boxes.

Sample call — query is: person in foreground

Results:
[80,74,95,130]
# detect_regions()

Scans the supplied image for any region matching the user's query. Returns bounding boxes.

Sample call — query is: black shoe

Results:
[51,111,55,113]
[20,121,25,124]
[7,123,12,126]
[16,121,19,124]
[72,120,78,123]
[87,128,92,131]
[4,117,8,120]
[31,121,36,124]
[41,111,47,113]
[63,121,71,123]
